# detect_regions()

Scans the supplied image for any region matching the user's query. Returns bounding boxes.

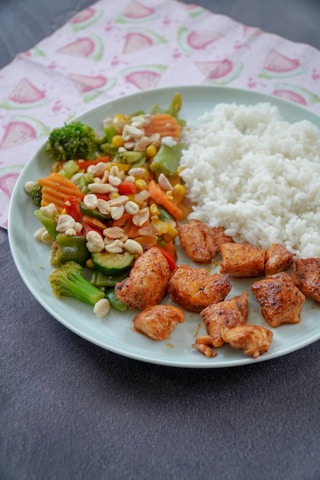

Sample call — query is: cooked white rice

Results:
[180,102,320,258]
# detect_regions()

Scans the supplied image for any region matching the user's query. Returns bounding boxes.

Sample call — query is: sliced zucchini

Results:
[91,251,134,275]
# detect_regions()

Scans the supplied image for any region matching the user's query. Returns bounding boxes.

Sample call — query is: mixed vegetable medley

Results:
[25,93,190,317]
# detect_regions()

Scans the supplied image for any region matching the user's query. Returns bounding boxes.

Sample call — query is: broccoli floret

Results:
[49,261,105,306]
[45,121,98,161]
[29,183,43,207]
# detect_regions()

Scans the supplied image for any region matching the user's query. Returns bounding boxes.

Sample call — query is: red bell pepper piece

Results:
[156,245,177,272]
[64,195,83,222]
[118,182,137,195]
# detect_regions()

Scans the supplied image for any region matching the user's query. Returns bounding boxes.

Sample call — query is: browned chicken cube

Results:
[220,243,266,277]
[291,257,320,302]
[251,271,306,327]
[115,247,171,310]
[200,292,249,347]
[265,243,294,275]
[168,264,232,313]
[132,305,184,341]
[221,325,273,358]
[192,336,217,358]
[179,220,232,263]
[211,226,234,251]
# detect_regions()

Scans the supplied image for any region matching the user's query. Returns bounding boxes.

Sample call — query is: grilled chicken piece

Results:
[211,226,234,251]
[221,325,273,358]
[251,271,306,327]
[115,247,171,310]
[220,243,266,277]
[265,243,294,275]
[192,336,217,358]
[291,257,320,302]
[179,220,232,263]
[168,264,232,313]
[132,305,184,341]
[200,292,249,347]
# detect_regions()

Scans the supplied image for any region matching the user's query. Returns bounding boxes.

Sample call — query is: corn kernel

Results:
[113,114,131,124]
[173,183,186,194]
[173,183,186,203]
[176,166,185,175]
[106,162,130,172]
[146,144,157,157]
[86,258,94,269]
[163,226,178,242]
[112,135,124,148]
[149,203,160,216]
[135,179,147,191]
[165,190,174,201]
[110,192,120,199]
[151,219,170,235]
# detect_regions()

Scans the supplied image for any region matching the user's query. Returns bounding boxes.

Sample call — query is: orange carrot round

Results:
[39,173,83,212]
[144,113,181,140]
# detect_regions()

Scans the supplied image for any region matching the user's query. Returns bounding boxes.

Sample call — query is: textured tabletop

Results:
[1,1,320,479]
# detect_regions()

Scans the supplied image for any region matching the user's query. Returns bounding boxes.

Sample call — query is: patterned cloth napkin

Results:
[1,0,320,229]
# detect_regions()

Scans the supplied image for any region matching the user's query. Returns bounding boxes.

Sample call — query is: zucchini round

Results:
[91,251,134,275]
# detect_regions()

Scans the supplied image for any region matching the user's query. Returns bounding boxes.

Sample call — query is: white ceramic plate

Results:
[8,85,320,368]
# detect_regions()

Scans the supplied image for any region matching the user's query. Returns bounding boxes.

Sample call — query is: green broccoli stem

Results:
[34,209,57,240]
[51,234,90,267]
[49,261,104,306]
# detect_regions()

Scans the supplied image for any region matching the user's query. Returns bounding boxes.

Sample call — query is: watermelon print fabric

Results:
[1,0,320,228]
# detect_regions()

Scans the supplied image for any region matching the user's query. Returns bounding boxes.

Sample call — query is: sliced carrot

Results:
[123,222,141,239]
[75,156,110,171]
[147,180,183,221]
[112,213,140,238]
[39,172,83,212]
[111,212,131,229]
[144,113,181,140]
[82,215,107,231]
[135,235,158,250]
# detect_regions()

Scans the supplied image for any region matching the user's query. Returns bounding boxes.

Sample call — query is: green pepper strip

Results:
[90,270,129,287]
[51,234,90,267]
[105,288,128,312]
[158,206,174,222]
[150,142,184,177]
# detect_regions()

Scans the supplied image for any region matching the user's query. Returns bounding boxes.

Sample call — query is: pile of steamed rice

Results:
[180,102,320,258]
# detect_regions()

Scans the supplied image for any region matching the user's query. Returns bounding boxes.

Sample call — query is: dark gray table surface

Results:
[1,1,320,479]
